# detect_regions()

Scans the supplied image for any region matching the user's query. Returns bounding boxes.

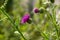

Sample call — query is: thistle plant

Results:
[0,0,60,40]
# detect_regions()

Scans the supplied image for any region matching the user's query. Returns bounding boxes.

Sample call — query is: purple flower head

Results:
[21,13,30,24]
[33,8,39,13]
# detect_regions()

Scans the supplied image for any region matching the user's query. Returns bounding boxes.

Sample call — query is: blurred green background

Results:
[0,0,60,40]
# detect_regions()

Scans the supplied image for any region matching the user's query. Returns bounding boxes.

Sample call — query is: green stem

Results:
[52,6,59,39]
[39,0,43,8]
[47,12,59,40]
[35,24,49,40]
[0,0,8,8]
[0,8,27,40]
[46,5,59,39]
[41,31,49,40]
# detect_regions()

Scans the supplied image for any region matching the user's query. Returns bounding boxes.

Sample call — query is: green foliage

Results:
[0,0,60,40]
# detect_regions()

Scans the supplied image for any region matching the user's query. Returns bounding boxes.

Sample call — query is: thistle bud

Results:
[39,7,45,13]
[27,19,32,24]
[33,7,45,13]
[49,0,54,3]
[33,8,40,13]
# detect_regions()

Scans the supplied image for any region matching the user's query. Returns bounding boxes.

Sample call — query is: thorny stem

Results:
[0,0,8,8]
[34,24,49,40]
[46,5,59,40]
[52,5,59,40]
[0,8,27,40]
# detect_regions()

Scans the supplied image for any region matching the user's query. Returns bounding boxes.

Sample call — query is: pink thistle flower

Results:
[33,8,39,13]
[21,13,30,24]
